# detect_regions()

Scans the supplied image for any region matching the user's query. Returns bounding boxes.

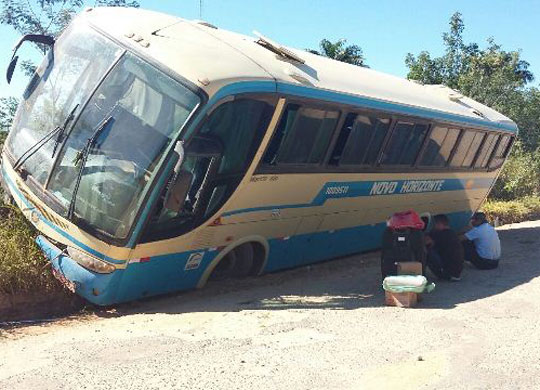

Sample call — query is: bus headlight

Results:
[67,247,115,274]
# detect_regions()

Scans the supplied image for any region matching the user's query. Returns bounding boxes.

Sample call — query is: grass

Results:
[0,203,61,297]
[0,135,61,298]
[483,196,540,225]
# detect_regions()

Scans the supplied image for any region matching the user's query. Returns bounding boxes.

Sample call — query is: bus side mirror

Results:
[6,56,19,84]
[6,34,55,84]
[164,170,193,213]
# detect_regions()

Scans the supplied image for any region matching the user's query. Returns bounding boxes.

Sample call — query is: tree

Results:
[0,0,139,75]
[308,38,368,67]
[406,12,539,151]
[0,96,19,132]
[406,12,533,92]
[490,143,540,200]
[406,12,540,200]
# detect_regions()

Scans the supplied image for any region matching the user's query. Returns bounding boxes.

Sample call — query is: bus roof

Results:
[84,7,518,133]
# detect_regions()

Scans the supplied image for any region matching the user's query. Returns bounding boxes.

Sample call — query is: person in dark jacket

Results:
[426,214,464,281]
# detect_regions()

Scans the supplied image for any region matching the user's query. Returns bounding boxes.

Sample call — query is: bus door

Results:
[140,96,277,244]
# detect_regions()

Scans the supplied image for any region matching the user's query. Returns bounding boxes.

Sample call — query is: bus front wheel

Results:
[209,242,262,281]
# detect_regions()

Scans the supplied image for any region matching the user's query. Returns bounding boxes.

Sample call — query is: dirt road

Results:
[1,220,540,389]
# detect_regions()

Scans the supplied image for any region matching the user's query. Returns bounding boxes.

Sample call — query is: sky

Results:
[1,0,539,99]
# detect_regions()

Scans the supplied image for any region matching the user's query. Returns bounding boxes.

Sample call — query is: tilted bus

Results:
[0,8,516,305]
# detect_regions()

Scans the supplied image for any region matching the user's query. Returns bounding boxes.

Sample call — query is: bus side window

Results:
[462,131,485,167]
[262,104,339,165]
[201,98,276,175]
[262,104,300,165]
[450,130,484,168]
[381,122,429,166]
[474,133,499,169]
[419,127,460,167]
[329,113,390,166]
[489,135,513,169]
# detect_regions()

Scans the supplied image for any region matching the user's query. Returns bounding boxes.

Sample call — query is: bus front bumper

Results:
[36,235,121,305]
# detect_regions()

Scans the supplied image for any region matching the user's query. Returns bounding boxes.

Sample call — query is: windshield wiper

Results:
[51,103,79,158]
[68,116,114,219]
[13,103,79,172]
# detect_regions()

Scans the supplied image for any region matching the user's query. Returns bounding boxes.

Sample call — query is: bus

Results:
[0,7,516,305]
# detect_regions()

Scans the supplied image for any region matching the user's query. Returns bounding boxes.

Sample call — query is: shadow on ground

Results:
[98,223,540,318]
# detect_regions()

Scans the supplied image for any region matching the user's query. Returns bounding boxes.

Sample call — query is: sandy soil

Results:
[1,220,540,390]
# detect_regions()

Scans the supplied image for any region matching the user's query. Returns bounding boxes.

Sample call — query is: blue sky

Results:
[1,0,539,98]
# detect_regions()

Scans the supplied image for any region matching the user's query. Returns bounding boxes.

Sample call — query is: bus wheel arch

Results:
[197,236,269,288]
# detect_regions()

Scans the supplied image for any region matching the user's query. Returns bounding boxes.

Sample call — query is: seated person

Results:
[462,212,501,270]
[425,214,464,281]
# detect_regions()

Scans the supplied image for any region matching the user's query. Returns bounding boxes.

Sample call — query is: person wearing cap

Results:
[462,212,501,269]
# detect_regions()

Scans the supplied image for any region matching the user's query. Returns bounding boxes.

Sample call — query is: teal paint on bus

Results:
[39,209,473,305]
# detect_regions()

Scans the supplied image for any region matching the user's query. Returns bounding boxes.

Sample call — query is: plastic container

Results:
[383,275,435,293]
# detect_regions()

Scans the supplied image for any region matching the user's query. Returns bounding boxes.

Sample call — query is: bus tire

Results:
[209,249,238,281]
[201,238,269,287]
[249,242,266,276]
[231,243,254,278]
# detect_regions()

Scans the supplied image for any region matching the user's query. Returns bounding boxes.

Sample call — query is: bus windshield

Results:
[5,22,123,185]
[47,52,201,239]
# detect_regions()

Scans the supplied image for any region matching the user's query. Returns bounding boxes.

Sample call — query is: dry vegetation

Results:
[0,203,61,297]
[483,196,540,226]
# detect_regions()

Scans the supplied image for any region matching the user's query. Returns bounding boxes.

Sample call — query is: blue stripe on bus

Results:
[276,82,518,132]
[222,177,493,217]
[45,209,475,305]
[2,167,126,264]
[185,80,517,137]
[199,80,517,132]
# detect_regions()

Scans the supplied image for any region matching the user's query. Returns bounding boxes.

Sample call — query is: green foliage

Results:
[482,196,540,225]
[0,0,139,76]
[308,39,368,67]
[0,204,60,295]
[0,0,139,43]
[406,12,533,93]
[0,96,19,132]
[406,12,540,200]
[490,144,540,200]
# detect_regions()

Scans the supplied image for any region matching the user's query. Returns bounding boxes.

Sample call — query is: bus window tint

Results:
[474,133,498,168]
[462,131,485,167]
[450,130,484,168]
[450,130,473,167]
[262,104,300,165]
[419,127,460,167]
[147,98,275,236]
[489,135,513,169]
[47,53,200,237]
[382,122,428,165]
[330,114,390,166]
[265,105,339,165]
[200,98,275,174]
